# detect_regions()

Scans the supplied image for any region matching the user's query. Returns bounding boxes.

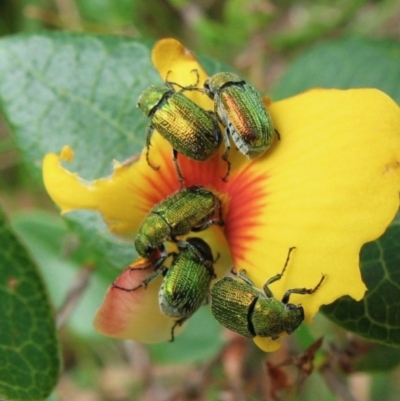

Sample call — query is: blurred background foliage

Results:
[2,0,400,206]
[1,0,400,400]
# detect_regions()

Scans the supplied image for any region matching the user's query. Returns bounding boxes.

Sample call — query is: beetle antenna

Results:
[165,69,205,93]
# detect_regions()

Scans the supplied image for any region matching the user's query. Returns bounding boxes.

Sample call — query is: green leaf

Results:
[0,207,60,401]
[78,0,134,27]
[0,32,226,270]
[0,32,158,181]
[322,215,400,347]
[11,210,114,338]
[65,210,137,271]
[354,343,400,372]
[273,36,400,103]
[0,31,152,270]
[371,373,399,401]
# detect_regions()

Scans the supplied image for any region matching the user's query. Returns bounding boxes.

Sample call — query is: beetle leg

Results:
[169,317,188,342]
[203,111,229,180]
[175,239,190,249]
[153,245,170,269]
[145,125,160,171]
[127,260,153,272]
[128,247,170,273]
[213,252,220,264]
[112,266,168,292]
[281,274,325,304]
[275,129,281,140]
[202,259,217,279]
[263,247,296,298]
[191,217,224,232]
[212,101,231,181]
[216,197,224,223]
[221,127,232,181]
[172,148,185,187]
[235,269,256,287]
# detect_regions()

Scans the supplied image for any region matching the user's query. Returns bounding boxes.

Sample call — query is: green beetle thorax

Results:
[204,72,245,98]
[137,85,172,117]
[134,213,170,257]
[282,304,305,335]
[184,237,214,264]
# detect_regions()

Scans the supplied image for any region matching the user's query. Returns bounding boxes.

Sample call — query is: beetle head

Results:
[283,303,305,335]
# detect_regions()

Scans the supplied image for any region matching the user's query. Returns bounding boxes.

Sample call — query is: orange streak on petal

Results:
[222,165,270,269]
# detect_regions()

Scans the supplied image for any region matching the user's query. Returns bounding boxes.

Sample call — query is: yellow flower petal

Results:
[223,88,400,351]
[254,336,283,353]
[152,38,213,109]
[42,146,100,212]
[42,141,185,233]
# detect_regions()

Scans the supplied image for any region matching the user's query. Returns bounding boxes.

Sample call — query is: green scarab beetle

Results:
[134,185,224,259]
[113,237,217,341]
[204,72,277,179]
[138,78,222,184]
[210,248,325,339]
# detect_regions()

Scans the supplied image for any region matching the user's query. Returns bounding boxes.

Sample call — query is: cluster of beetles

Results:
[113,70,324,342]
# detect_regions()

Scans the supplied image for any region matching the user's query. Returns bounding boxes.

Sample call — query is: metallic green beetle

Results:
[138,79,222,184]
[134,185,223,259]
[113,237,217,341]
[210,248,324,339]
[159,237,216,340]
[203,72,277,179]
